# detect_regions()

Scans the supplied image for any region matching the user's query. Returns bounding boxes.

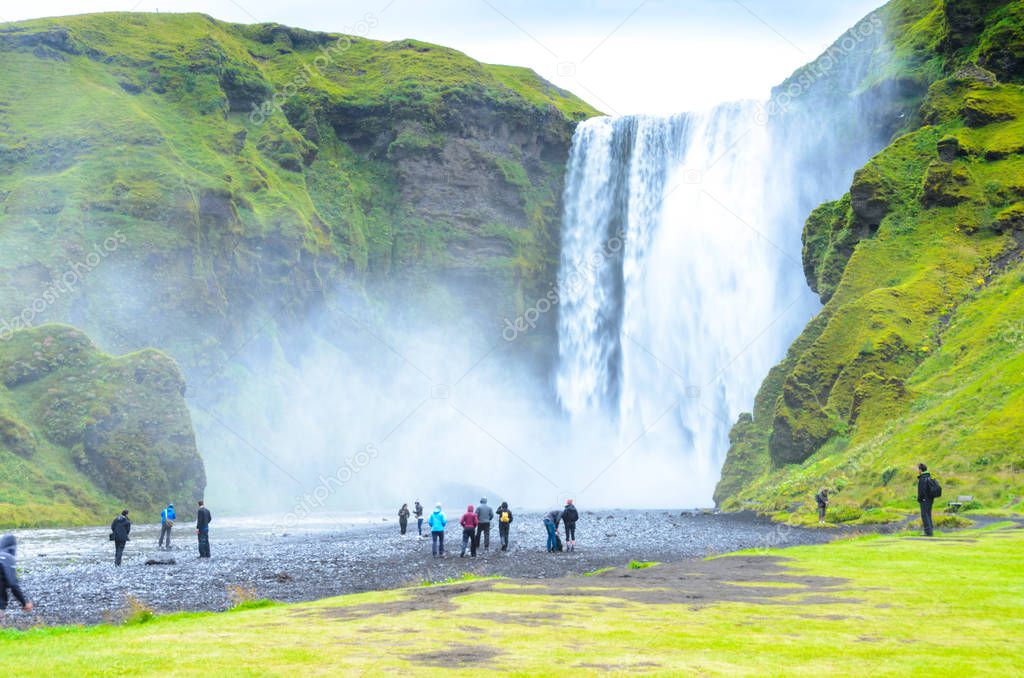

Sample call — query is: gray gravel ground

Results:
[2,510,893,626]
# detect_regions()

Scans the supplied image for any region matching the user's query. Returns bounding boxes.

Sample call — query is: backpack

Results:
[500,511,510,523]
[928,477,942,499]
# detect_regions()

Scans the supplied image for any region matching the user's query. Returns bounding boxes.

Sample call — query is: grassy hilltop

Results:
[0,12,599,370]
[715,0,1024,522]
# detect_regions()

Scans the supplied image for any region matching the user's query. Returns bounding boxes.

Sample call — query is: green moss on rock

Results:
[0,325,204,527]
[717,0,1024,516]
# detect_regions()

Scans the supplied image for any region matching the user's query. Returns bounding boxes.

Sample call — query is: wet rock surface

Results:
[6,511,863,626]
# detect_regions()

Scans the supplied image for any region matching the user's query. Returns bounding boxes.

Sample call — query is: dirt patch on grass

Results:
[292,582,484,621]
[577,661,662,671]
[798,613,854,621]
[290,554,854,626]
[474,610,564,626]
[407,642,504,668]
[510,556,855,608]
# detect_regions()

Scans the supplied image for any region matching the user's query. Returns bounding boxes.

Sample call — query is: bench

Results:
[946,495,973,513]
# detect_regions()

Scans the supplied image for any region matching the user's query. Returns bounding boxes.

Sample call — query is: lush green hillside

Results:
[715,0,1024,522]
[0,12,599,374]
[0,13,599,521]
[0,325,203,527]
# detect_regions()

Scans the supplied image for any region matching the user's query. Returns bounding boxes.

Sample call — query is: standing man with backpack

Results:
[562,500,579,552]
[196,500,212,558]
[159,503,175,550]
[475,498,494,551]
[814,489,829,524]
[916,463,940,537]
[496,502,513,551]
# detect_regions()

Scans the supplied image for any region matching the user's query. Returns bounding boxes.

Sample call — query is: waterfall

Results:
[555,30,893,505]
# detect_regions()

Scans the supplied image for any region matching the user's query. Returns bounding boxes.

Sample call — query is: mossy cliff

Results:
[0,325,204,526]
[0,13,598,524]
[715,0,1024,521]
[0,12,600,376]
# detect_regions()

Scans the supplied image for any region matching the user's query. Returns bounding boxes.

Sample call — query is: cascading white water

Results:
[556,29,893,505]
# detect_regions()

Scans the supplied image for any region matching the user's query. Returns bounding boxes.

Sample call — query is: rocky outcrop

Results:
[0,325,204,524]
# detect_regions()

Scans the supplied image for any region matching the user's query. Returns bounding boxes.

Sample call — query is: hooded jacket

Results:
[414,502,424,518]
[0,534,28,609]
[428,507,447,532]
[497,503,513,525]
[475,499,494,524]
[461,506,479,530]
[544,510,563,527]
[562,504,579,526]
[111,514,132,542]
[161,505,176,525]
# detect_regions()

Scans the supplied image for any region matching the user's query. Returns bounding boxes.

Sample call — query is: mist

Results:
[191,276,717,518]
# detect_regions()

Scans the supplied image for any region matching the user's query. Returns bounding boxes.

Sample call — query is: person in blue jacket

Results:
[0,535,32,617]
[428,503,447,558]
[159,503,176,550]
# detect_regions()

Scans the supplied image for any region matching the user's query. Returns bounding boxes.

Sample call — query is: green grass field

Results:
[1,522,1020,676]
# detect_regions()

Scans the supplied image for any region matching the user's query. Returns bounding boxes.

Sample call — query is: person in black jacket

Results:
[0,534,32,616]
[562,500,579,552]
[414,500,424,537]
[111,509,131,566]
[496,502,513,551]
[815,489,829,524]
[916,463,935,537]
[196,500,212,558]
[398,504,410,535]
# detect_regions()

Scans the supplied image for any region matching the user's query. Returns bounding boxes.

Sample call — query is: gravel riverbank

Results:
[4,510,884,626]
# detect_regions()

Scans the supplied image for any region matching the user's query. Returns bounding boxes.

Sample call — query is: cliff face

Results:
[0,13,599,522]
[0,325,204,526]
[715,0,1024,521]
[0,13,599,377]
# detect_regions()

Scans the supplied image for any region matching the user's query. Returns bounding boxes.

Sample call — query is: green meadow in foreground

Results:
[1,523,1020,676]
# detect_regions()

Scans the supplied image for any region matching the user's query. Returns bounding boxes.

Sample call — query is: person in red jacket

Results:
[460,504,479,558]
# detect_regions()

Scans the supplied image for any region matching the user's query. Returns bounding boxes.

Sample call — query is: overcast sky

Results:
[2,0,884,114]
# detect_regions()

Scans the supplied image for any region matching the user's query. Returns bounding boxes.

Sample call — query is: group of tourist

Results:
[1,463,946,619]
[402,499,579,557]
[109,500,213,567]
[814,462,942,536]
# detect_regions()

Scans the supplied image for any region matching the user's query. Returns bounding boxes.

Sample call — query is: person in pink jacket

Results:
[460,505,479,558]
